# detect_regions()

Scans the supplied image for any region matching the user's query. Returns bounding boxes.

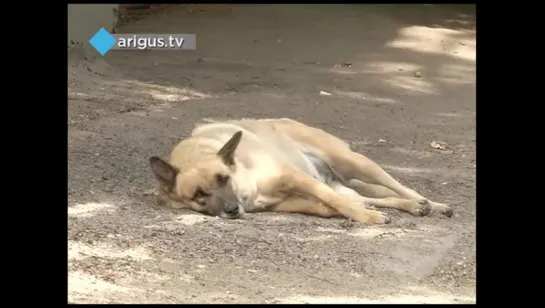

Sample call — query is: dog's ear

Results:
[149,156,178,191]
[217,131,243,167]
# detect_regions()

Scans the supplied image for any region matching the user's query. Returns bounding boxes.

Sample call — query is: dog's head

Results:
[149,131,245,219]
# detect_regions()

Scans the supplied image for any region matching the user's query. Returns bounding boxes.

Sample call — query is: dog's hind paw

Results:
[429,201,453,218]
[411,199,432,216]
[440,206,454,218]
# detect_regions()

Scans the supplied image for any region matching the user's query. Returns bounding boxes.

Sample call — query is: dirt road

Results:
[68,4,476,304]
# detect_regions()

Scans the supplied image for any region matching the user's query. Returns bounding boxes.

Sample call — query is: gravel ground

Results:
[68,4,476,304]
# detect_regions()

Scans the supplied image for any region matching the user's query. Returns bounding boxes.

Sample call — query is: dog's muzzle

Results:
[220,204,245,219]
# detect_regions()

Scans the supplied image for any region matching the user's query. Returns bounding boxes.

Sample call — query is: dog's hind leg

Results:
[345,179,400,198]
[330,151,453,217]
[330,182,432,217]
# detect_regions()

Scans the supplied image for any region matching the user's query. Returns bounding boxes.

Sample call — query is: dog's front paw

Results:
[355,209,391,224]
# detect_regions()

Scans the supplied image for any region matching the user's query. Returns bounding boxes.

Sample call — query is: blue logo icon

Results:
[89,28,116,56]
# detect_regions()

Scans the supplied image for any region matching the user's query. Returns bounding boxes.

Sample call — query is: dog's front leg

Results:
[271,197,341,218]
[268,168,391,224]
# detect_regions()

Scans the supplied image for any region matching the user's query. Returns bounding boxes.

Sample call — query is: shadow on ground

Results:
[68,4,475,304]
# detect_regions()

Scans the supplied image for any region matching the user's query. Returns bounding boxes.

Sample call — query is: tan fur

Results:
[149,118,453,224]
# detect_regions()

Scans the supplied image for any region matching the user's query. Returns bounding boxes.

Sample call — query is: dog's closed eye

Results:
[216,174,230,187]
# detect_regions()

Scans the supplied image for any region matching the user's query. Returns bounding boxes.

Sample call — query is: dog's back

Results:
[190,118,336,182]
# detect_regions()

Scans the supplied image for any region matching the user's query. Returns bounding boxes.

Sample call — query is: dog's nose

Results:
[225,206,239,215]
